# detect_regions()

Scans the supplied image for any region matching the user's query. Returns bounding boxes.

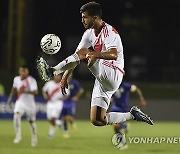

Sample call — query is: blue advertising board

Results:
[0,95,47,119]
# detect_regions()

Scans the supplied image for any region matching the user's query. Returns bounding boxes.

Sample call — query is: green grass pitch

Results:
[0,120,180,154]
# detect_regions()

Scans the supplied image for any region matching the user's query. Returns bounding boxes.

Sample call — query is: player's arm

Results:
[72,88,84,102]
[86,48,117,67]
[7,87,17,105]
[22,90,38,95]
[42,91,48,100]
[131,85,146,107]
[42,83,49,100]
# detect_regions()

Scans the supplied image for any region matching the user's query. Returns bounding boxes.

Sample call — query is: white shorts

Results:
[14,100,36,121]
[46,100,63,120]
[89,59,124,110]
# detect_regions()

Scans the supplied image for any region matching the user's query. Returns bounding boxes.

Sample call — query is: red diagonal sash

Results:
[17,79,28,100]
[47,86,60,100]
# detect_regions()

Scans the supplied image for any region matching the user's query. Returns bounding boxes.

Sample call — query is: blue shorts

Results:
[60,101,76,117]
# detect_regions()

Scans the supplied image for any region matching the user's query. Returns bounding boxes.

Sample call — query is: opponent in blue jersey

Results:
[61,74,83,138]
[111,81,146,134]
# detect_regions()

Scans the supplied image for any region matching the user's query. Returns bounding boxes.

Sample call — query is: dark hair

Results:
[19,65,29,70]
[80,1,102,18]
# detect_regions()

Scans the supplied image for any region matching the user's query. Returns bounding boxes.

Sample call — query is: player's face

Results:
[53,75,61,83]
[19,68,29,80]
[81,12,95,29]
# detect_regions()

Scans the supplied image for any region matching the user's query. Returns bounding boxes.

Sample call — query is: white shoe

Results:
[13,136,22,144]
[31,135,37,147]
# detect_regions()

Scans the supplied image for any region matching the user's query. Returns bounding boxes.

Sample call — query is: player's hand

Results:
[19,88,25,94]
[86,52,98,67]
[72,96,78,102]
[60,78,68,95]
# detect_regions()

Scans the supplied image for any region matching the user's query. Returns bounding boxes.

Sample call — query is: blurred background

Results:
[0,0,180,120]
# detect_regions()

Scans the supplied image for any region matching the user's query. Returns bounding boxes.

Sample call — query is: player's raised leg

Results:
[53,48,90,75]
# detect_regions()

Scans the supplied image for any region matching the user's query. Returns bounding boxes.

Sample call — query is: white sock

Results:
[106,112,133,125]
[29,121,37,136]
[53,53,80,74]
[13,114,21,137]
[48,125,56,137]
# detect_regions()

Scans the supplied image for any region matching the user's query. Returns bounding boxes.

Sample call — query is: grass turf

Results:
[0,120,180,154]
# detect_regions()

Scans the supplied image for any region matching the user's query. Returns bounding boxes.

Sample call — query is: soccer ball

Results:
[40,34,61,55]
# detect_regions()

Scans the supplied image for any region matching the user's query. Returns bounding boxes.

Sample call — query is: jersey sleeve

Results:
[123,82,132,91]
[29,78,38,91]
[42,82,49,92]
[104,28,119,50]
[76,30,91,52]
[12,77,17,88]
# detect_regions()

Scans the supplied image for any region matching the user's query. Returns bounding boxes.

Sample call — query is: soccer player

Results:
[51,2,153,126]
[7,66,38,147]
[61,74,84,138]
[42,75,69,138]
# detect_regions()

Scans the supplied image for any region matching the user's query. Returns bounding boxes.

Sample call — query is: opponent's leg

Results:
[53,48,90,74]
[13,112,22,143]
[114,122,128,134]
[62,117,70,138]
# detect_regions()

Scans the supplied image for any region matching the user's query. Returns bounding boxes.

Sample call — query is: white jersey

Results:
[13,76,37,103]
[42,80,69,102]
[76,21,124,70]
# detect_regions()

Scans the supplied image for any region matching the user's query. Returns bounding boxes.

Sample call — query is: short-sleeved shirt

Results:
[13,76,38,103]
[76,21,124,70]
[43,80,69,102]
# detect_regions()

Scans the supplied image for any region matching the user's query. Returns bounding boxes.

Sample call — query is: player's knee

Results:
[91,119,100,126]
[90,116,98,126]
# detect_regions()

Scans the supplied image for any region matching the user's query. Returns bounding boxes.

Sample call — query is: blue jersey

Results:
[61,79,82,117]
[66,79,82,101]
[111,82,132,112]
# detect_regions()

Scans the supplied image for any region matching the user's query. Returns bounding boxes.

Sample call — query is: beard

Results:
[83,21,95,29]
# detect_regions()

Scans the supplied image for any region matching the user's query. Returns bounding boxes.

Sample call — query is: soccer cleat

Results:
[13,135,22,144]
[36,56,54,81]
[31,135,38,147]
[130,106,154,125]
